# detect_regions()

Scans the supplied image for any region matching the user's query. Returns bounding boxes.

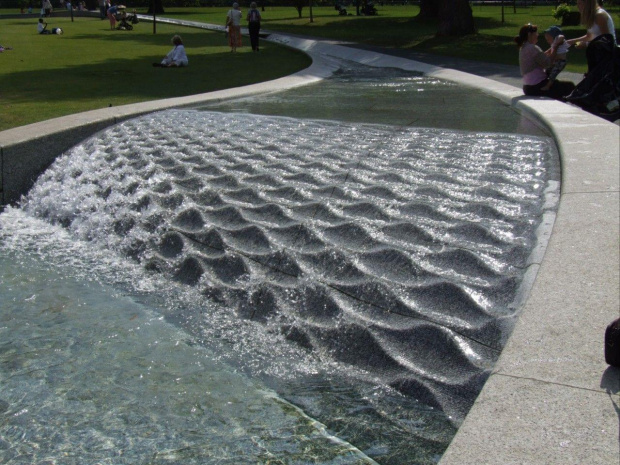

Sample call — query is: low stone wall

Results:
[0,115,115,206]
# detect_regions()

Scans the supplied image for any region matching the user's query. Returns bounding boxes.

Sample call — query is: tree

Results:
[418,0,439,19]
[417,0,475,36]
[437,0,475,36]
[147,0,164,16]
[293,0,305,18]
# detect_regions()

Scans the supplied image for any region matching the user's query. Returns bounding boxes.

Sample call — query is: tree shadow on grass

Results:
[2,50,308,105]
[265,16,437,47]
[72,26,226,47]
[474,15,526,31]
[0,22,310,131]
[6,19,41,26]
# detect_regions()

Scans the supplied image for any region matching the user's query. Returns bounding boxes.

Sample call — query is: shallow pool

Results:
[0,64,559,464]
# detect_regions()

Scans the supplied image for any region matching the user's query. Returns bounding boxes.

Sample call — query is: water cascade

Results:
[0,65,558,464]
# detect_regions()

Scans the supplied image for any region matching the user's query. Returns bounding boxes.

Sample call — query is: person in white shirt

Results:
[42,0,52,17]
[38,18,62,35]
[567,0,616,48]
[155,35,188,67]
[226,3,243,52]
[566,0,616,73]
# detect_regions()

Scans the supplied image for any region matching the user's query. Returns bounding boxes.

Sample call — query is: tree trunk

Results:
[437,0,475,36]
[147,0,164,15]
[293,0,304,18]
[418,0,439,19]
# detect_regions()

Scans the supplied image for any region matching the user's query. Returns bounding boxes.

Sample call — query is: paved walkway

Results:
[248,26,585,90]
[251,29,620,126]
[347,43,585,89]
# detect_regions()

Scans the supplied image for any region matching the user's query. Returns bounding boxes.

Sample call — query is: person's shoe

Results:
[565,89,587,101]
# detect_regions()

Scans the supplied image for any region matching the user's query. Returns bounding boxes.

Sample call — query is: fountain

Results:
[0,63,559,464]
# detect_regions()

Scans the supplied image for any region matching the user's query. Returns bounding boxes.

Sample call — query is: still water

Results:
[0,63,559,464]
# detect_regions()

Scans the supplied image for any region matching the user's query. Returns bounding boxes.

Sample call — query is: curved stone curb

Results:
[0,21,617,464]
[309,38,618,465]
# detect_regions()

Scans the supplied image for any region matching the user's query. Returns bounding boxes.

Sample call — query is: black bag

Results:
[604,318,620,367]
[565,35,620,120]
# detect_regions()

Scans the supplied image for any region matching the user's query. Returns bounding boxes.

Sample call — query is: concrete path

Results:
[348,43,585,89]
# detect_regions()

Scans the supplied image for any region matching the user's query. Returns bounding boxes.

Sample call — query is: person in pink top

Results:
[514,23,575,99]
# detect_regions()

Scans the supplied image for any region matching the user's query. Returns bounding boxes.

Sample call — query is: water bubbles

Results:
[0,94,559,463]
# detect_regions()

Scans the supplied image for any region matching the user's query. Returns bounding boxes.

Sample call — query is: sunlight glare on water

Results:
[0,64,559,464]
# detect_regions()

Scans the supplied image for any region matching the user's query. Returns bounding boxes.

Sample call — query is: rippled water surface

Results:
[0,65,559,464]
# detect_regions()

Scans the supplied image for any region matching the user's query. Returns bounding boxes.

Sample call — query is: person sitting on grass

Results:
[38,18,62,35]
[541,25,570,91]
[153,35,188,68]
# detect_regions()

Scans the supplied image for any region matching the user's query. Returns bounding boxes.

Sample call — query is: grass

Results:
[151,5,620,73]
[1,5,619,130]
[153,4,619,71]
[0,15,311,131]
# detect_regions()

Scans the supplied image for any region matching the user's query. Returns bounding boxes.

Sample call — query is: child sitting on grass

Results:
[38,18,63,35]
[541,26,570,91]
[153,35,188,68]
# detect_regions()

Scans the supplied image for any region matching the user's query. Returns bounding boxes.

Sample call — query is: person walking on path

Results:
[107,4,119,30]
[226,3,242,52]
[247,2,261,52]
[98,0,107,19]
[42,0,53,17]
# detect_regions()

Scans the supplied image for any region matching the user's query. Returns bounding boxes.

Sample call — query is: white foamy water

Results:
[0,104,558,464]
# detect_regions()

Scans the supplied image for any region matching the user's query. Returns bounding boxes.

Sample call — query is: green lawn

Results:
[1,5,619,131]
[0,15,311,131]
[153,4,618,72]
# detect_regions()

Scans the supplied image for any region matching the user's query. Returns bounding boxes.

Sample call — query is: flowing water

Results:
[0,64,559,464]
